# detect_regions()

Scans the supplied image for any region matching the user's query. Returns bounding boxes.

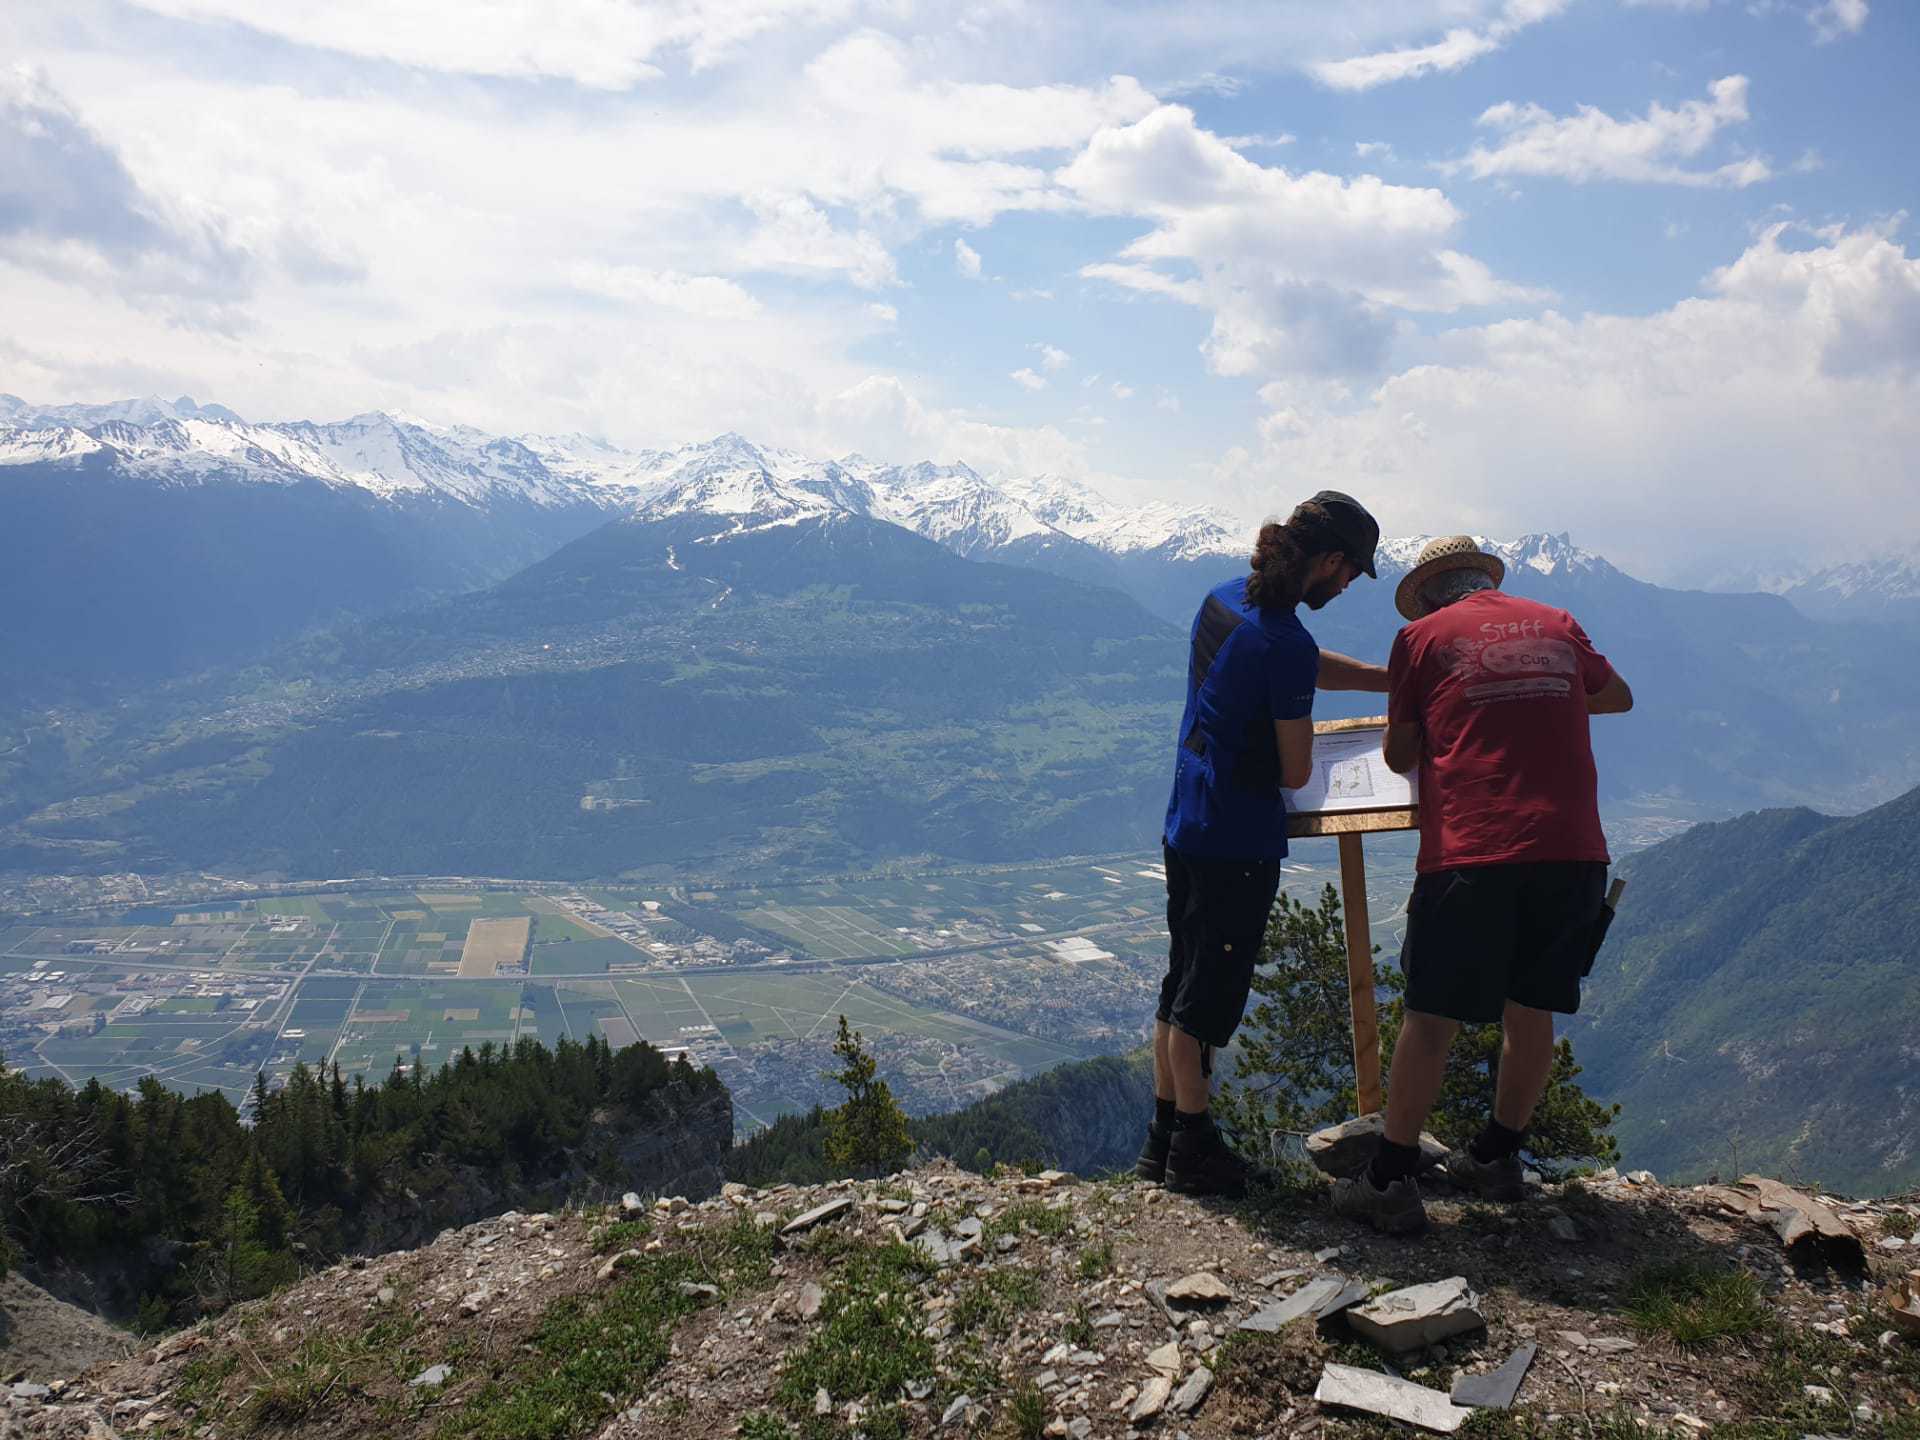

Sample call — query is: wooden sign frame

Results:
[1283,716,1416,1116]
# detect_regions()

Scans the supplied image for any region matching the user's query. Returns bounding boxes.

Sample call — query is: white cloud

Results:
[866,301,897,322]
[1451,76,1772,187]
[1354,141,1395,161]
[1010,287,1054,302]
[567,262,761,318]
[121,0,860,89]
[954,237,982,278]
[1310,1,1568,92]
[735,196,898,289]
[1313,28,1502,91]
[1033,342,1070,372]
[1010,366,1046,390]
[1222,133,1295,150]
[1110,381,1134,399]
[1062,106,1542,378]
[1809,0,1868,42]
[822,373,1101,480]
[1235,222,1920,579]
[0,67,357,318]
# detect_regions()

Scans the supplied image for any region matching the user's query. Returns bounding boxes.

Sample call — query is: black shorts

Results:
[1157,843,1282,1048]
[1400,860,1608,1024]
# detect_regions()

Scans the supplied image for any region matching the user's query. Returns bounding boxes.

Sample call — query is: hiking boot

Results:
[1134,1122,1172,1184]
[1330,1173,1429,1234]
[1443,1147,1527,1202]
[1164,1117,1255,1198]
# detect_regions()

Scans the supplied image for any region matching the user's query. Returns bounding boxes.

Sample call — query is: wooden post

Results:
[1337,832,1383,1116]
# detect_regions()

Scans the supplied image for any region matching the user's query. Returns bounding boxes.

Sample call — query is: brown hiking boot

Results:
[1330,1172,1429,1234]
[1443,1147,1527,1202]
[1164,1116,1255,1198]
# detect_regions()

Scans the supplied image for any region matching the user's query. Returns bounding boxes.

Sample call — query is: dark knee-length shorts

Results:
[1400,860,1608,1024]
[1156,842,1282,1048]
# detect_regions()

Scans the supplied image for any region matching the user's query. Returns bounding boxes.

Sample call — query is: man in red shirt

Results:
[1333,536,1633,1234]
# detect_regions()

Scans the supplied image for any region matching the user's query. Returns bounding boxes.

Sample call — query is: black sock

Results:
[1469,1120,1527,1164]
[1154,1097,1177,1132]
[1173,1107,1211,1132]
[1366,1139,1422,1190]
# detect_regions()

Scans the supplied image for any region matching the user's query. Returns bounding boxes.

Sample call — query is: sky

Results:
[2,0,1917,582]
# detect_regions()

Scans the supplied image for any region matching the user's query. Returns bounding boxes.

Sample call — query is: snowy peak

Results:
[1377,532,1618,581]
[0,393,243,428]
[1785,557,1920,621]
[994,471,1242,560]
[8,398,1646,589]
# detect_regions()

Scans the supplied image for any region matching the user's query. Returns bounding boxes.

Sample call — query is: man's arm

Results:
[1382,720,1422,775]
[1316,649,1390,693]
[1275,717,1313,791]
[1587,670,1634,715]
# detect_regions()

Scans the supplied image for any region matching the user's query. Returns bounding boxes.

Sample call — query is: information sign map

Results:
[1283,722,1417,820]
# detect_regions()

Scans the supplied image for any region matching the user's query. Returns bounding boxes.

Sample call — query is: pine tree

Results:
[822,1016,912,1179]
[1215,885,1618,1172]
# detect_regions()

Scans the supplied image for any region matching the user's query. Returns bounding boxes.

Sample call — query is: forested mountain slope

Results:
[1568,784,1920,1194]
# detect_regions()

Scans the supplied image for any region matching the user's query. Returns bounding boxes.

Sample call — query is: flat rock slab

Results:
[914,1228,982,1267]
[1345,1277,1484,1354]
[1129,1376,1173,1422]
[1171,1365,1214,1414]
[783,1196,855,1235]
[1238,1274,1366,1334]
[1451,1343,1536,1410]
[1303,1115,1449,1179]
[1165,1272,1233,1306]
[1316,1363,1469,1433]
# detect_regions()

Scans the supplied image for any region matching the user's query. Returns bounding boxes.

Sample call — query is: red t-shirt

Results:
[1388,590,1614,874]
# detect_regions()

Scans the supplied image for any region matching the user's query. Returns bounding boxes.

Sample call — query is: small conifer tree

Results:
[1215,885,1619,1172]
[822,1016,913,1178]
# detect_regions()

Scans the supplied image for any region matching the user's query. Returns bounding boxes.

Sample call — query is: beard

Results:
[1302,573,1344,610]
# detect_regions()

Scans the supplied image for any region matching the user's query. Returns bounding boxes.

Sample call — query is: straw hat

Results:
[1394,535,1505,621]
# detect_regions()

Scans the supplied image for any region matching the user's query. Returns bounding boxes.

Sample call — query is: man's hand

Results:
[1587,671,1634,715]
[1382,720,1422,775]
[1317,649,1390,693]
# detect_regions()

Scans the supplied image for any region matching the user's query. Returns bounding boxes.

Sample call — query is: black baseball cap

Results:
[1303,489,1380,579]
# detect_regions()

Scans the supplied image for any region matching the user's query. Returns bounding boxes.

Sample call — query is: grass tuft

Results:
[1624,1262,1766,1347]
[442,1214,773,1440]
[772,1240,938,1439]
[1075,1237,1114,1281]
[1004,1382,1048,1440]
[950,1267,1043,1336]
[591,1218,653,1253]
[985,1200,1072,1243]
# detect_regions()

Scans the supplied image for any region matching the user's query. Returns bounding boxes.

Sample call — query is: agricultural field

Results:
[0,840,1420,1133]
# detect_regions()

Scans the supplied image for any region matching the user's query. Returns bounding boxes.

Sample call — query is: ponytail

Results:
[1245,521,1311,609]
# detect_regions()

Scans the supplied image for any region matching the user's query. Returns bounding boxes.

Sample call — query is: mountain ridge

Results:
[1569,782,1920,1193]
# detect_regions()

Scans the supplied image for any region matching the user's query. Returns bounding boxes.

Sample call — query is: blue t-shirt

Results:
[1163,576,1319,861]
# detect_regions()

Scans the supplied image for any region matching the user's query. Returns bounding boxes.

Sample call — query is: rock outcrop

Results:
[9,1163,1917,1439]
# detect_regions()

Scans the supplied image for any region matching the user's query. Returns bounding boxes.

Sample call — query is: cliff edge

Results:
[8,1163,1917,1439]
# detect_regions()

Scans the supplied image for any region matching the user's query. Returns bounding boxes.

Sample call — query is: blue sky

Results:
[2,0,1915,580]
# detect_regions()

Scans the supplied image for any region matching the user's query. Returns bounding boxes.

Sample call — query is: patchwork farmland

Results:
[0,838,1413,1134]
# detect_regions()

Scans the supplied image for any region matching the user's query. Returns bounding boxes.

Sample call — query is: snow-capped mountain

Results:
[3,394,1685,688]
[1784,557,1920,623]
[1375,532,1619,582]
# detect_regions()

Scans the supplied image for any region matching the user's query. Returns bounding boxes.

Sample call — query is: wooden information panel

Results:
[1282,716,1417,1116]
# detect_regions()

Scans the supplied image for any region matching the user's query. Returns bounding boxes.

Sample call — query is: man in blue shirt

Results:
[1140,491,1391,1196]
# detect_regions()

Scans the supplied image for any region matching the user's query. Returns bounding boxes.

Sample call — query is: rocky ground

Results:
[0,1275,133,1394]
[5,1160,1917,1440]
